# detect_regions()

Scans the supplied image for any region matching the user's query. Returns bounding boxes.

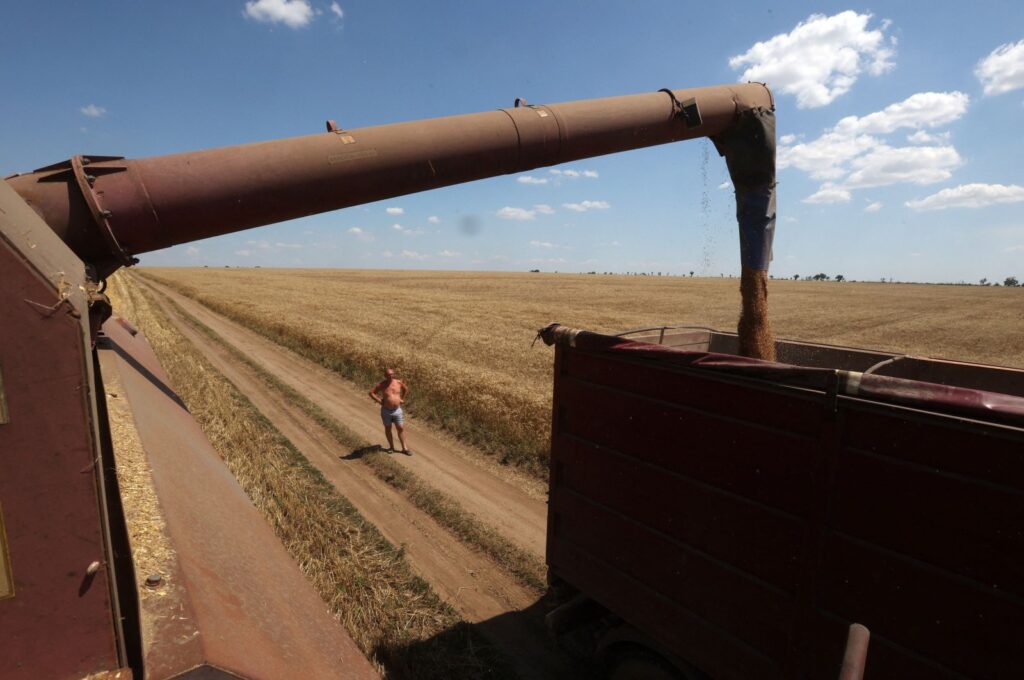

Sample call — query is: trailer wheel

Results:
[605,645,687,680]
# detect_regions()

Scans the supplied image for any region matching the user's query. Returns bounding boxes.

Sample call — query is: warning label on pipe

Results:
[0,503,12,600]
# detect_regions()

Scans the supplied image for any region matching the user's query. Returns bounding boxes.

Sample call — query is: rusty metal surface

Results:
[617,324,1024,398]
[550,324,1024,425]
[0,181,124,677]
[547,333,1024,679]
[838,624,870,680]
[0,501,13,600]
[6,83,771,274]
[97,318,378,679]
[0,365,8,425]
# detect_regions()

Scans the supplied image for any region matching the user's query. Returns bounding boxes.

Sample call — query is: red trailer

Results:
[540,324,1024,679]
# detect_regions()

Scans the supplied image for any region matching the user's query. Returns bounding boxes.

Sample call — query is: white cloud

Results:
[803,185,851,204]
[381,250,394,258]
[562,200,610,212]
[718,181,732,190]
[438,249,461,258]
[235,249,252,257]
[780,91,969,199]
[386,206,404,215]
[517,175,548,185]
[534,203,555,215]
[905,183,1024,211]
[185,246,200,256]
[530,240,557,249]
[80,104,106,118]
[976,40,1024,96]
[241,238,305,251]
[549,168,598,179]
[348,226,374,242]
[779,131,878,180]
[779,134,799,145]
[391,223,423,235]
[832,92,969,136]
[907,129,950,144]
[729,11,895,108]
[329,1,344,19]
[496,206,536,220]
[400,249,429,260]
[1004,245,1024,253]
[244,0,314,28]
[427,216,441,224]
[844,144,962,188]
[780,92,968,180]
[864,201,883,213]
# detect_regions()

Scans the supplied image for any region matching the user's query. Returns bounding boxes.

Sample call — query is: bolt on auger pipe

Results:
[5,82,777,358]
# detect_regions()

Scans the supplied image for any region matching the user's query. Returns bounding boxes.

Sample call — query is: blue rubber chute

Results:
[712,105,777,272]
[736,184,776,270]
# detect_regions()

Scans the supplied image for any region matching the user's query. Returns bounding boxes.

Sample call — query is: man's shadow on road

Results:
[341,444,385,460]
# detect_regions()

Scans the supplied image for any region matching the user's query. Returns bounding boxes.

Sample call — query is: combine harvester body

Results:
[0,83,775,679]
[2,78,1019,680]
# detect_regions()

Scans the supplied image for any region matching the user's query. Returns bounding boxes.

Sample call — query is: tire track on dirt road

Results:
[141,277,551,559]
[139,278,580,680]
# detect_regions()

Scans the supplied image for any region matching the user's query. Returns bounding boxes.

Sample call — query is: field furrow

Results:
[133,274,580,679]
[139,267,1024,479]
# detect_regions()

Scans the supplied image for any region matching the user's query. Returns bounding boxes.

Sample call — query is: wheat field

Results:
[139,268,1024,476]
[108,272,517,677]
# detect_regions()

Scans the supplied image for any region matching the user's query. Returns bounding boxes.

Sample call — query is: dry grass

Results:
[155,288,547,592]
[108,272,516,679]
[139,268,1024,478]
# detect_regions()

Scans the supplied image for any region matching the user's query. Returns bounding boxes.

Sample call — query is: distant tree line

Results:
[779,274,1020,286]
[525,270,1020,285]
[783,273,846,281]
[979,277,1020,287]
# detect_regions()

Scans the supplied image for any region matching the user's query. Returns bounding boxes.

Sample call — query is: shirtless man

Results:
[369,368,411,455]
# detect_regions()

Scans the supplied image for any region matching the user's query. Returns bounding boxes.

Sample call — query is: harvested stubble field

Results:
[108,272,516,679]
[140,267,1024,477]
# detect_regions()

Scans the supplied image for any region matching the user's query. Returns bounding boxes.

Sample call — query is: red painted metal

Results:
[542,325,1024,679]
[2,172,378,678]
[5,83,771,276]
[0,83,778,678]
[839,625,870,680]
[97,319,378,679]
[0,183,124,678]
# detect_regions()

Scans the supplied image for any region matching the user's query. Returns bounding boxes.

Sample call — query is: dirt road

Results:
[138,277,576,679]
[145,278,549,553]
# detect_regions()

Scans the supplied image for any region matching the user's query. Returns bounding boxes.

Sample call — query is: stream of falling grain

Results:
[699,139,714,275]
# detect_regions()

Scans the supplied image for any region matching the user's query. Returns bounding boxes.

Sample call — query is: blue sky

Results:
[2,1,1022,282]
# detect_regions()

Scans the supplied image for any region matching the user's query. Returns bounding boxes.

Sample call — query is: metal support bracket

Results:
[35,156,138,267]
[326,120,356,144]
[69,156,137,268]
[658,88,702,128]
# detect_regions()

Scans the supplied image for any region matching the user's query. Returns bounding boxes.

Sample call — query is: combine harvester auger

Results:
[1,83,776,679]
